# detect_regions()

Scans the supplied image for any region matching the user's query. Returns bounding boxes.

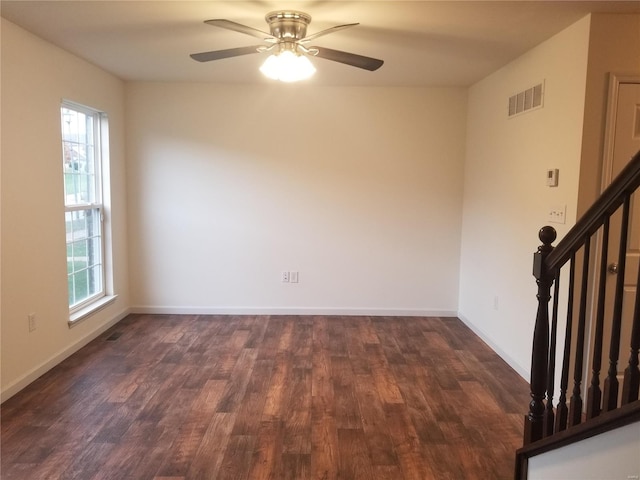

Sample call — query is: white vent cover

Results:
[508,82,544,118]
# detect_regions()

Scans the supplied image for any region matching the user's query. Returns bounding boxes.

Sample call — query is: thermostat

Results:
[546,169,559,187]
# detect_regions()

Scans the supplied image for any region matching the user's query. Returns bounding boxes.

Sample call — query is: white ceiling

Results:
[2,1,639,87]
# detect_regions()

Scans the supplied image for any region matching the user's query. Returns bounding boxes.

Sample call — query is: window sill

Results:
[68,295,118,328]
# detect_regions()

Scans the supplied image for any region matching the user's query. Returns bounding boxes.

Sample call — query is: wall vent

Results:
[508,82,544,118]
[106,331,123,342]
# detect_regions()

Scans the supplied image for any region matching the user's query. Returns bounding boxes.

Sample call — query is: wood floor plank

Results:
[310,395,339,480]
[244,315,269,349]
[216,348,259,413]
[311,319,333,402]
[373,464,405,480]
[245,420,284,480]
[332,382,362,430]
[345,321,372,375]
[357,316,380,345]
[231,359,275,435]
[283,367,313,454]
[0,314,530,480]
[155,379,227,477]
[366,343,405,405]
[261,352,292,421]
[337,428,375,480]
[59,441,118,479]
[279,453,312,480]
[185,412,236,479]
[391,361,447,445]
[326,317,348,357]
[210,329,251,380]
[90,419,167,479]
[217,434,257,480]
[353,373,399,466]
[384,402,439,479]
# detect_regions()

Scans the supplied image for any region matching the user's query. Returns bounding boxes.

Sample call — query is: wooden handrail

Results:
[546,150,640,270]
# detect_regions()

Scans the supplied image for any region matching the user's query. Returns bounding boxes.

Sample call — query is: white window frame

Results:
[61,100,114,322]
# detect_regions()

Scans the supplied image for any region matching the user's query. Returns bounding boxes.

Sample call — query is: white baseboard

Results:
[129,305,458,317]
[1,307,130,403]
[457,311,530,381]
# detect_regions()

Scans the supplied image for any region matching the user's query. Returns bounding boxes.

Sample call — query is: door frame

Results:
[583,73,640,405]
[601,73,640,189]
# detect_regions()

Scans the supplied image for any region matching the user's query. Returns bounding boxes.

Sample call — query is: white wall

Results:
[458,16,591,377]
[528,421,640,480]
[125,84,467,315]
[1,19,130,400]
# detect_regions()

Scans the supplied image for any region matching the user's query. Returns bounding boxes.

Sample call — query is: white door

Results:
[602,81,640,399]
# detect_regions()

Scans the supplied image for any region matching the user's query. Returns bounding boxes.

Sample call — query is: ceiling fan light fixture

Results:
[193,11,384,77]
[259,50,316,82]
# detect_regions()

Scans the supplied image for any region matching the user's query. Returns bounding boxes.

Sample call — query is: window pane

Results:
[87,208,100,234]
[68,276,75,305]
[65,207,103,308]
[71,211,87,241]
[71,240,88,272]
[61,107,97,206]
[90,237,102,265]
[62,103,107,312]
[88,265,102,296]
[72,270,89,302]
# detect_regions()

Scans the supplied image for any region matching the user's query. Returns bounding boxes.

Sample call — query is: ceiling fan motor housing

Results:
[265,11,311,41]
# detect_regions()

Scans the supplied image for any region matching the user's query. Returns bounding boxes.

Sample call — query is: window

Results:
[61,102,109,315]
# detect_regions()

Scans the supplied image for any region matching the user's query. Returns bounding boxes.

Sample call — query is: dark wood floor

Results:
[1,314,530,479]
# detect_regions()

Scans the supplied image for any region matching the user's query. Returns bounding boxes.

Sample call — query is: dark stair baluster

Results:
[621,231,640,404]
[555,252,576,433]
[587,217,610,419]
[603,196,631,412]
[569,237,591,427]
[544,269,561,437]
[587,218,610,419]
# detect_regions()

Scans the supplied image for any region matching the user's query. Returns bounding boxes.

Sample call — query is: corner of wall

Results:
[458,14,591,377]
[1,308,130,403]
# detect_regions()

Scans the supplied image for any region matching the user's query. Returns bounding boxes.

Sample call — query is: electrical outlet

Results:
[282,271,290,283]
[290,271,299,283]
[28,313,36,332]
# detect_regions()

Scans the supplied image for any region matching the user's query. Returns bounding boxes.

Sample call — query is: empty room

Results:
[2,1,640,479]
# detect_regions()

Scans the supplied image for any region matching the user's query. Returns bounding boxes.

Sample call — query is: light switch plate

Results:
[548,204,566,224]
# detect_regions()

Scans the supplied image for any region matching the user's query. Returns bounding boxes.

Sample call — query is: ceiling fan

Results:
[190,11,384,81]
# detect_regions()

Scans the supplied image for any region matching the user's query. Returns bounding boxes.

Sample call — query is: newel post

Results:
[524,226,557,445]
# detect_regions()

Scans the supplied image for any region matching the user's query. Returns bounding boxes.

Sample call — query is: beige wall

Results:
[125,84,467,314]
[578,13,640,215]
[458,16,591,376]
[1,19,130,399]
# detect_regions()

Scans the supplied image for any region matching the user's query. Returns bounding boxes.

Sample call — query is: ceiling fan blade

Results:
[312,47,384,71]
[301,23,359,43]
[204,19,273,41]
[190,46,262,62]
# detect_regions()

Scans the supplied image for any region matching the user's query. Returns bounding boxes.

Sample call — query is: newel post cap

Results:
[538,226,557,247]
[533,226,557,279]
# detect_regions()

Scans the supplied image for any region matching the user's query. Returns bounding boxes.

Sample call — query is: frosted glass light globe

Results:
[260,51,316,82]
